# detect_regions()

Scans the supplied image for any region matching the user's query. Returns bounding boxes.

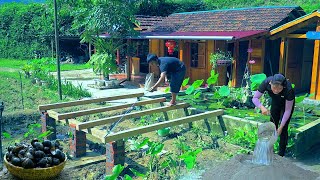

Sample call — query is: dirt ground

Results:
[202,154,320,180]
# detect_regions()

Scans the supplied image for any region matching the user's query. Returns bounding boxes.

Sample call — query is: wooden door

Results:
[286,39,303,92]
[186,41,207,82]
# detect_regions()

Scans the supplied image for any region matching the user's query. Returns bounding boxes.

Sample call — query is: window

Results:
[190,42,205,68]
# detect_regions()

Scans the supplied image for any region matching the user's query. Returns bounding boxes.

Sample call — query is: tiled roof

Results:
[135,15,165,31]
[147,6,305,32]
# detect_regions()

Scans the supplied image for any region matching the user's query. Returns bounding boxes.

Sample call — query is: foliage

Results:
[209,50,233,69]
[218,86,230,97]
[104,164,142,180]
[0,3,52,59]
[88,53,117,78]
[23,123,53,140]
[224,125,258,150]
[250,73,267,90]
[206,70,219,87]
[178,148,202,170]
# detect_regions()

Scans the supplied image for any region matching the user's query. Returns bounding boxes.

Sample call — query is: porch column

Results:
[279,37,287,74]
[232,40,239,87]
[311,20,320,99]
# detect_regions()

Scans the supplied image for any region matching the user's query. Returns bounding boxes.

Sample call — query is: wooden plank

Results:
[57,97,166,120]
[104,109,224,143]
[38,92,144,111]
[310,20,320,98]
[287,34,307,38]
[47,110,59,120]
[77,103,190,130]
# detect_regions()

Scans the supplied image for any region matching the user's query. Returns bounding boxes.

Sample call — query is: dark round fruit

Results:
[22,158,35,169]
[31,138,39,147]
[34,150,45,159]
[11,157,22,166]
[42,140,52,147]
[37,158,47,168]
[34,142,44,151]
[52,158,60,166]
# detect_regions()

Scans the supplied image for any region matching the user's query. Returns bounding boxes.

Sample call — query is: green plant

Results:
[89,53,117,79]
[178,148,202,170]
[24,123,53,141]
[105,164,143,180]
[209,50,233,69]
[224,125,258,150]
[250,73,267,91]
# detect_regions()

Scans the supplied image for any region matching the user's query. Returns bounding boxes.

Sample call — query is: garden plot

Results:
[36,92,228,179]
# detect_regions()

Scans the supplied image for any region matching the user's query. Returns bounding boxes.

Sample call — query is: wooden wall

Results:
[249,39,265,74]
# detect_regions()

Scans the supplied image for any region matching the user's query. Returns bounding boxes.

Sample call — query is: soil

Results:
[201,154,320,180]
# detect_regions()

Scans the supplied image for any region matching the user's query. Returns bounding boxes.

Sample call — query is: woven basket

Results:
[4,155,67,180]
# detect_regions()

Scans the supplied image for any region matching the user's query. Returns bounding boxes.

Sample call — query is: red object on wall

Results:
[165,40,176,55]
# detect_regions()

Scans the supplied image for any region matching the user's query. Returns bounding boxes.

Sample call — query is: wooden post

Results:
[160,102,169,121]
[311,20,320,99]
[217,115,228,136]
[232,40,239,86]
[279,37,287,74]
[40,112,56,140]
[183,107,193,129]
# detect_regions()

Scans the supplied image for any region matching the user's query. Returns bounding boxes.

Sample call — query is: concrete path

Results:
[52,69,167,104]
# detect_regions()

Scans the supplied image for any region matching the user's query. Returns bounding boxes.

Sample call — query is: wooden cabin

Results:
[269,10,320,98]
[136,6,306,88]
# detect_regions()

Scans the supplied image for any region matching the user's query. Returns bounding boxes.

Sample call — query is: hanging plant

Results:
[209,50,233,69]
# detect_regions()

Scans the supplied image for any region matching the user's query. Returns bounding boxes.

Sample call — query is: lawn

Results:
[0,58,91,71]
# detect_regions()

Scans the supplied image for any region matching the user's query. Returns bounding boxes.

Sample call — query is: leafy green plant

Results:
[224,125,258,150]
[250,73,267,91]
[179,148,202,170]
[206,70,219,87]
[105,164,143,180]
[89,53,117,79]
[209,50,233,69]
[24,123,53,141]
[185,79,204,95]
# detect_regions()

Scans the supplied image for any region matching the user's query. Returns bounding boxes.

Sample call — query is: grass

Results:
[0,58,25,69]
[0,71,73,112]
[0,58,91,71]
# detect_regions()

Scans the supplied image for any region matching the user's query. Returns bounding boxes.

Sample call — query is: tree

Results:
[71,0,138,78]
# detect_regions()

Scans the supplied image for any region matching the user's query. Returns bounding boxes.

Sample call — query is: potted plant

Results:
[209,50,234,69]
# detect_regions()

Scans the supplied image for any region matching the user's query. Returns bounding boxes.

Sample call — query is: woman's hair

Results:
[271,74,286,86]
[146,54,158,63]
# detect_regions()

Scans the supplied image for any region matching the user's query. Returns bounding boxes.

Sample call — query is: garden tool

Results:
[104,98,138,138]
[104,90,155,138]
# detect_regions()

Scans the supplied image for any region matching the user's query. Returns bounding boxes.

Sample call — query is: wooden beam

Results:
[287,34,307,38]
[77,103,190,130]
[57,97,166,120]
[312,20,320,99]
[270,17,319,40]
[38,92,144,111]
[270,12,318,35]
[104,109,224,143]
[47,110,59,120]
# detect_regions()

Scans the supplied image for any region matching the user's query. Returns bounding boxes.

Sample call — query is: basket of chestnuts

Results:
[4,138,67,180]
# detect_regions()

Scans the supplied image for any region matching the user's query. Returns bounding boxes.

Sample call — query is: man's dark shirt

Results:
[158,57,185,74]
